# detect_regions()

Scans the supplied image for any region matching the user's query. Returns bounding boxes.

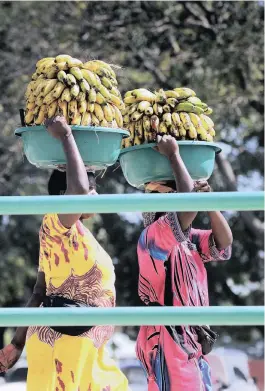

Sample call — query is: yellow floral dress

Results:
[26,214,129,391]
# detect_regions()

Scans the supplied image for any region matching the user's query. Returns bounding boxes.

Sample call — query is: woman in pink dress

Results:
[136,135,233,391]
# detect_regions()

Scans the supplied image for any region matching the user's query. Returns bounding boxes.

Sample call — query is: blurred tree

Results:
[0,1,263,349]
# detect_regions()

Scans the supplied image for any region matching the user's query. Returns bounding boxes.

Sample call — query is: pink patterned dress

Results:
[136,212,231,391]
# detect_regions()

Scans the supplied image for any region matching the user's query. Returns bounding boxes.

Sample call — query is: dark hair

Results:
[48,170,96,195]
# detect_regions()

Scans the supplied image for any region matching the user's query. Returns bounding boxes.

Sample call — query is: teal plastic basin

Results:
[15,126,129,171]
[119,141,222,189]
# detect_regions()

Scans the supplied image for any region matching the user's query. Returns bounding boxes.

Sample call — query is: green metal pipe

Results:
[0,192,263,215]
[0,307,263,327]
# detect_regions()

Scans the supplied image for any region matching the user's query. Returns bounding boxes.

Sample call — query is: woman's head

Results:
[48,170,97,220]
[48,170,96,196]
[142,180,176,227]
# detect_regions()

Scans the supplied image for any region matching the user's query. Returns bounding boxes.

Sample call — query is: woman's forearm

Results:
[169,153,197,230]
[11,293,44,349]
[208,211,233,250]
[62,133,89,195]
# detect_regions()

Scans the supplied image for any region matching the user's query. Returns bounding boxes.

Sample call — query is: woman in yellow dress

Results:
[0,116,129,391]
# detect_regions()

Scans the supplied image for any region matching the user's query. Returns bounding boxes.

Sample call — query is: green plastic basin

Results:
[119,141,222,189]
[15,126,129,171]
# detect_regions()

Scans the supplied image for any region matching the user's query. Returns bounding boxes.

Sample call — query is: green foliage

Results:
[0,1,263,346]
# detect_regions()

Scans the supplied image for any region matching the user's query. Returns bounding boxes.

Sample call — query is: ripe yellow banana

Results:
[47,101,58,118]
[76,91,86,102]
[189,113,201,128]
[81,69,100,88]
[25,81,36,98]
[43,90,56,105]
[128,103,138,115]
[26,101,35,111]
[42,79,58,97]
[143,115,151,132]
[66,74,77,87]
[166,98,178,108]
[42,68,57,79]
[163,113,172,127]
[187,97,207,108]
[153,103,163,116]
[155,89,167,104]
[205,134,213,142]
[200,114,214,129]
[87,103,95,113]
[135,120,144,139]
[78,100,87,114]
[100,118,109,127]
[110,86,121,97]
[131,111,143,122]
[24,110,35,124]
[159,121,167,135]
[80,80,90,93]
[179,125,187,138]
[52,82,65,99]
[208,128,215,137]
[55,54,72,63]
[33,79,47,97]
[57,70,68,84]
[170,125,180,139]
[31,72,40,81]
[81,112,92,126]
[172,112,182,128]
[123,114,130,124]
[109,94,123,109]
[61,88,71,102]
[70,84,80,98]
[179,112,193,130]
[36,94,44,107]
[38,59,55,73]
[91,113,100,126]
[98,85,111,99]
[71,114,82,125]
[56,62,68,71]
[94,103,104,121]
[36,57,55,68]
[174,87,196,99]
[204,107,213,115]
[145,107,154,116]
[67,58,82,68]
[137,101,151,112]
[163,105,171,113]
[165,90,180,99]
[58,100,68,120]
[112,105,123,128]
[131,89,156,103]
[68,100,78,119]
[89,88,97,103]
[124,96,137,104]
[188,124,197,139]
[35,105,47,124]
[96,92,106,105]
[103,103,113,122]
[70,67,84,81]
[125,90,133,98]
[101,76,113,89]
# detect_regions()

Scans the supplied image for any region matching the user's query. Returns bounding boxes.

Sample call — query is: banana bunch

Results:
[122,87,215,148]
[24,55,124,128]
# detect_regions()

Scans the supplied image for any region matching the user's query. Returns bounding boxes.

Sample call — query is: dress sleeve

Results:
[191,228,232,263]
[41,214,72,237]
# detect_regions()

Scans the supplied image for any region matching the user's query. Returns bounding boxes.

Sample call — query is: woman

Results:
[136,135,233,391]
[0,116,129,391]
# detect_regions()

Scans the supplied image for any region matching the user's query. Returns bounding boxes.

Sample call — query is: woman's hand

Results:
[45,116,72,140]
[0,344,23,373]
[156,135,179,159]
[193,180,212,193]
